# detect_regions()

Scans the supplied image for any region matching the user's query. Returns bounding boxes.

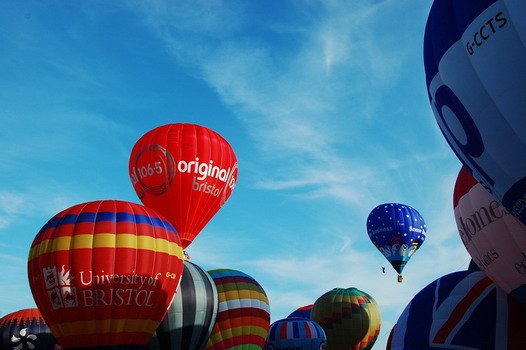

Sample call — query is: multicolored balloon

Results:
[454,166,526,307]
[0,308,59,349]
[389,270,526,350]
[424,0,526,225]
[366,203,426,281]
[311,287,381,350]
[27,200,185,349]
[205,269,271,350]
[149,260,218,350]
[264,317,326,350]
[129,123,238,249]
[287,304,313,319]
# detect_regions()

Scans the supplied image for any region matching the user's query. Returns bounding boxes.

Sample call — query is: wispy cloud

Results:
[130,0,446,212]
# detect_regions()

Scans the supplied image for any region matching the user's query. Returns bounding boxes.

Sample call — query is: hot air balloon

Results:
[388,270,526,350]
[423,0,526,226]
[311,287,381,350]
[287,304,313,319]
[1,308,59,349]
[149,260,218,350]
[366,203,426,282]
[205,269,271,350]
[27,200,184,349]
[454,166,526,307]
[264,317,326,350]
[129,123,238,249]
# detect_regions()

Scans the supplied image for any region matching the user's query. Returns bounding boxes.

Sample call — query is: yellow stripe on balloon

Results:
[219,290,268,303]
[28,233,183,261]
[50,318,160,337]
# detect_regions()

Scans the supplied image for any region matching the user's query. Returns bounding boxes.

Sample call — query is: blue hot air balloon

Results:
[423,0,526,226]
[264,317,326,350]
[366,203,426,282]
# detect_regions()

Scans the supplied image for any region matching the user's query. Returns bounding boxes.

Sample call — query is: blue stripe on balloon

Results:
[39,212,176,233]
[292,320,299,338]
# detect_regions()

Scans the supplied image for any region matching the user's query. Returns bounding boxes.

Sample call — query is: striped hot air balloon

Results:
[149,260,219,350]
[27,200,185,349]
[205,269,271,350]
[264,317,326,350]
[311,288,381,350]
[0,308,59,349]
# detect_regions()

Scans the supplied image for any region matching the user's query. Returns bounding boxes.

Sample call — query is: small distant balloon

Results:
[366,203,426,281]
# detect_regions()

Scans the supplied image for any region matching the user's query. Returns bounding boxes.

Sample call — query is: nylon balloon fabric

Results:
[1,308,60,349]
[205,269,271,350]
[311,288,381,350]
[149,260,218,350]
[423,0,526,226]
[129,123,238,249]
[264,317,326,350]
[27,200,185,349]
[389,270,526,350]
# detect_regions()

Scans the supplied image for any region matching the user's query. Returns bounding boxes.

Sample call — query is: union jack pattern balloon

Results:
[389,270,526,350]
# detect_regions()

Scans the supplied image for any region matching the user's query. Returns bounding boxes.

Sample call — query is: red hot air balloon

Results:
[27,200,184,349]
[129,124,238,249]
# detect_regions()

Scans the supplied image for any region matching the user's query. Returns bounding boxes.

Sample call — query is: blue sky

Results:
[0,1,471,348]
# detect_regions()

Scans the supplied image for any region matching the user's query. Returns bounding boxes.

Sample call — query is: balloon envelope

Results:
[264,317,326,350]
[366,203,426,277]
[287,304,313,319]
[311,287,381,350]
[423,0,526,225]
[149,260,218,350]
[27,200,184,349]
[129,123,238,249]
[389,270,526,350]
[205,269,271,350]
[454,166,526,307]
[0,308,59,349]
